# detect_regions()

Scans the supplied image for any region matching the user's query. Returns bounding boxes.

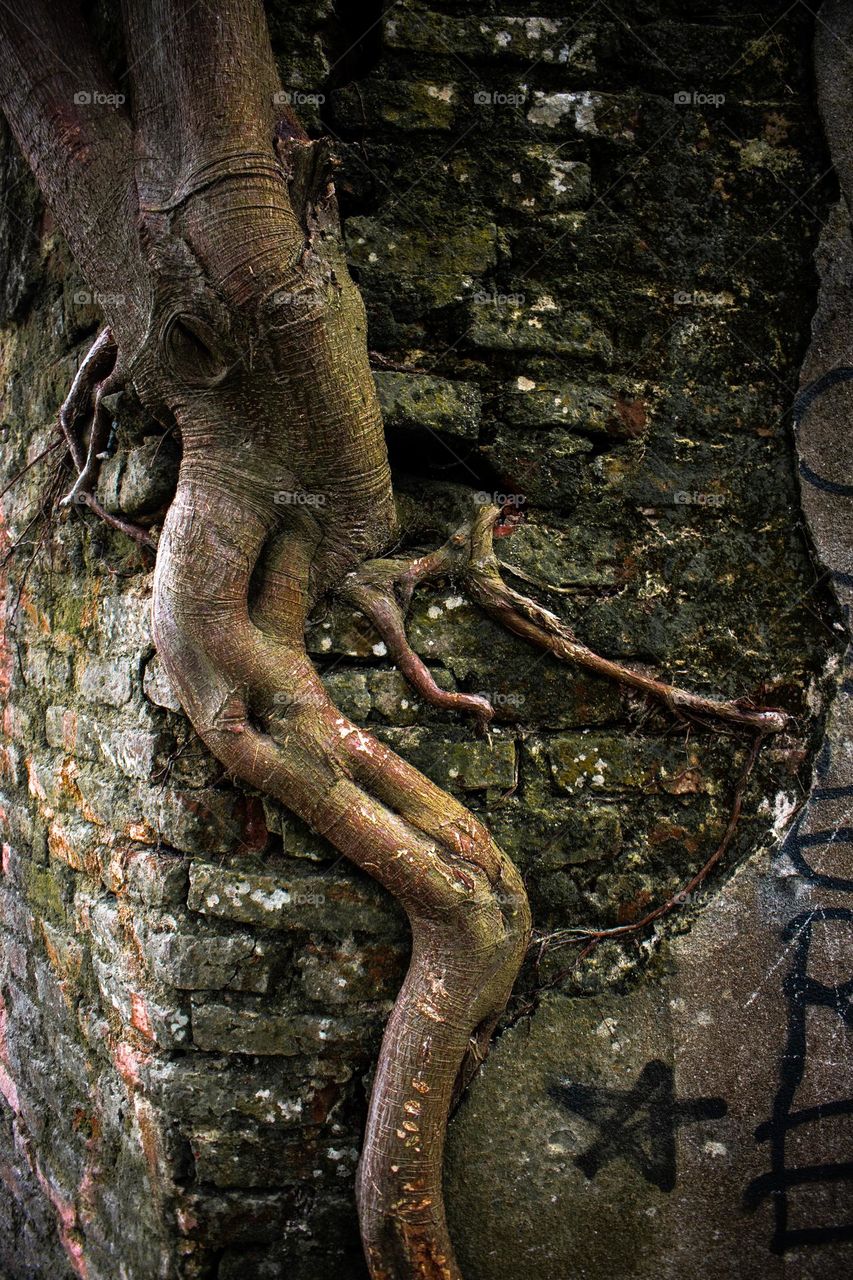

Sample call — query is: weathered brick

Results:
[98,726,162,781]
[122,847,189,908]
[191,999,366,1057]
[374,370,482,441]
[188,1127,323,1189]
[142,653,181,711]
[139,927,271,994]
[187,862,399,935]
[376,727,517,795]
[383,9,600,72]
[45,705,102,759]
[345,216,497,309]
[93,956,191,1047]
[78,656,133,707]
[527,89,641,142]
[137,785,264,856]
[94,592,152,656]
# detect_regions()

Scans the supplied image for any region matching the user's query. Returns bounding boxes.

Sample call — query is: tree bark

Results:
[0,4,787,1276]
[0,4,530,1276]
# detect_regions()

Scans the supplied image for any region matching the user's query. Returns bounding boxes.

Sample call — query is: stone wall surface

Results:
[0,2,846,1279]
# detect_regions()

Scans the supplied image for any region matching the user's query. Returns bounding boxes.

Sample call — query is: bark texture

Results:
[0,4,529,1275]
[0,3,796,1277]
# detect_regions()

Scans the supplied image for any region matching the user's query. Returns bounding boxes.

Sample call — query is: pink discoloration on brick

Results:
[125,819,157,844]
[34,1165,89,1280]
[0,507,13,702]
[1,842,11,876]
[25,758,48,802]
[0,992,19,1111]
[59,709,79,752]
[130,992,155,1041]
[112,1040,148,1091]
[0,745,15,781]
[0,1062,20,1112]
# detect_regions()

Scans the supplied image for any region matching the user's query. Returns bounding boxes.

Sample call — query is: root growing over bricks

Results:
[0,3,790,1277]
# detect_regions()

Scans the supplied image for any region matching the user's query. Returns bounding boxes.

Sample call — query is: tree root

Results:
[153,492,532,1280]
[57,327,157,550]
[339,503,790,737]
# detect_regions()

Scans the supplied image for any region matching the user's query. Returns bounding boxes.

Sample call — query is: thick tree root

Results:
[340,504,790,737]
[152,489,532,1280]
[57,328,156,550]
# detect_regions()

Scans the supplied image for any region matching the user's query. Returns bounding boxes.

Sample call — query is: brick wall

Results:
[0,3,839,1278]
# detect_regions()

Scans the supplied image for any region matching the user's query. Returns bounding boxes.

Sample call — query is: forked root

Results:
[339,503,790,737]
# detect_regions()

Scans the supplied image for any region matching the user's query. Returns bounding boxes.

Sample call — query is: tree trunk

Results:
[0,3,794,1276]
[0,5,530,1276]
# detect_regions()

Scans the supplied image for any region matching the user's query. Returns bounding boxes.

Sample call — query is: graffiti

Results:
[744,909,853,1252]
[744,676,853,1254]
[550,1059,727,1192]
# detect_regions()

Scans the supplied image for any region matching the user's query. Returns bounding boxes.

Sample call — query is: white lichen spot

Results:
[372,641,388,657]
[526,17,559,38]
[427,84,455,103]
[516,375,536,391]
[444,595,464,609]
[528,90,599,133]
[320,635,333,651]
[250,887,291,910]
[771,791,797,839]
[703,1140,728,1158]
[427,605,442,620]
